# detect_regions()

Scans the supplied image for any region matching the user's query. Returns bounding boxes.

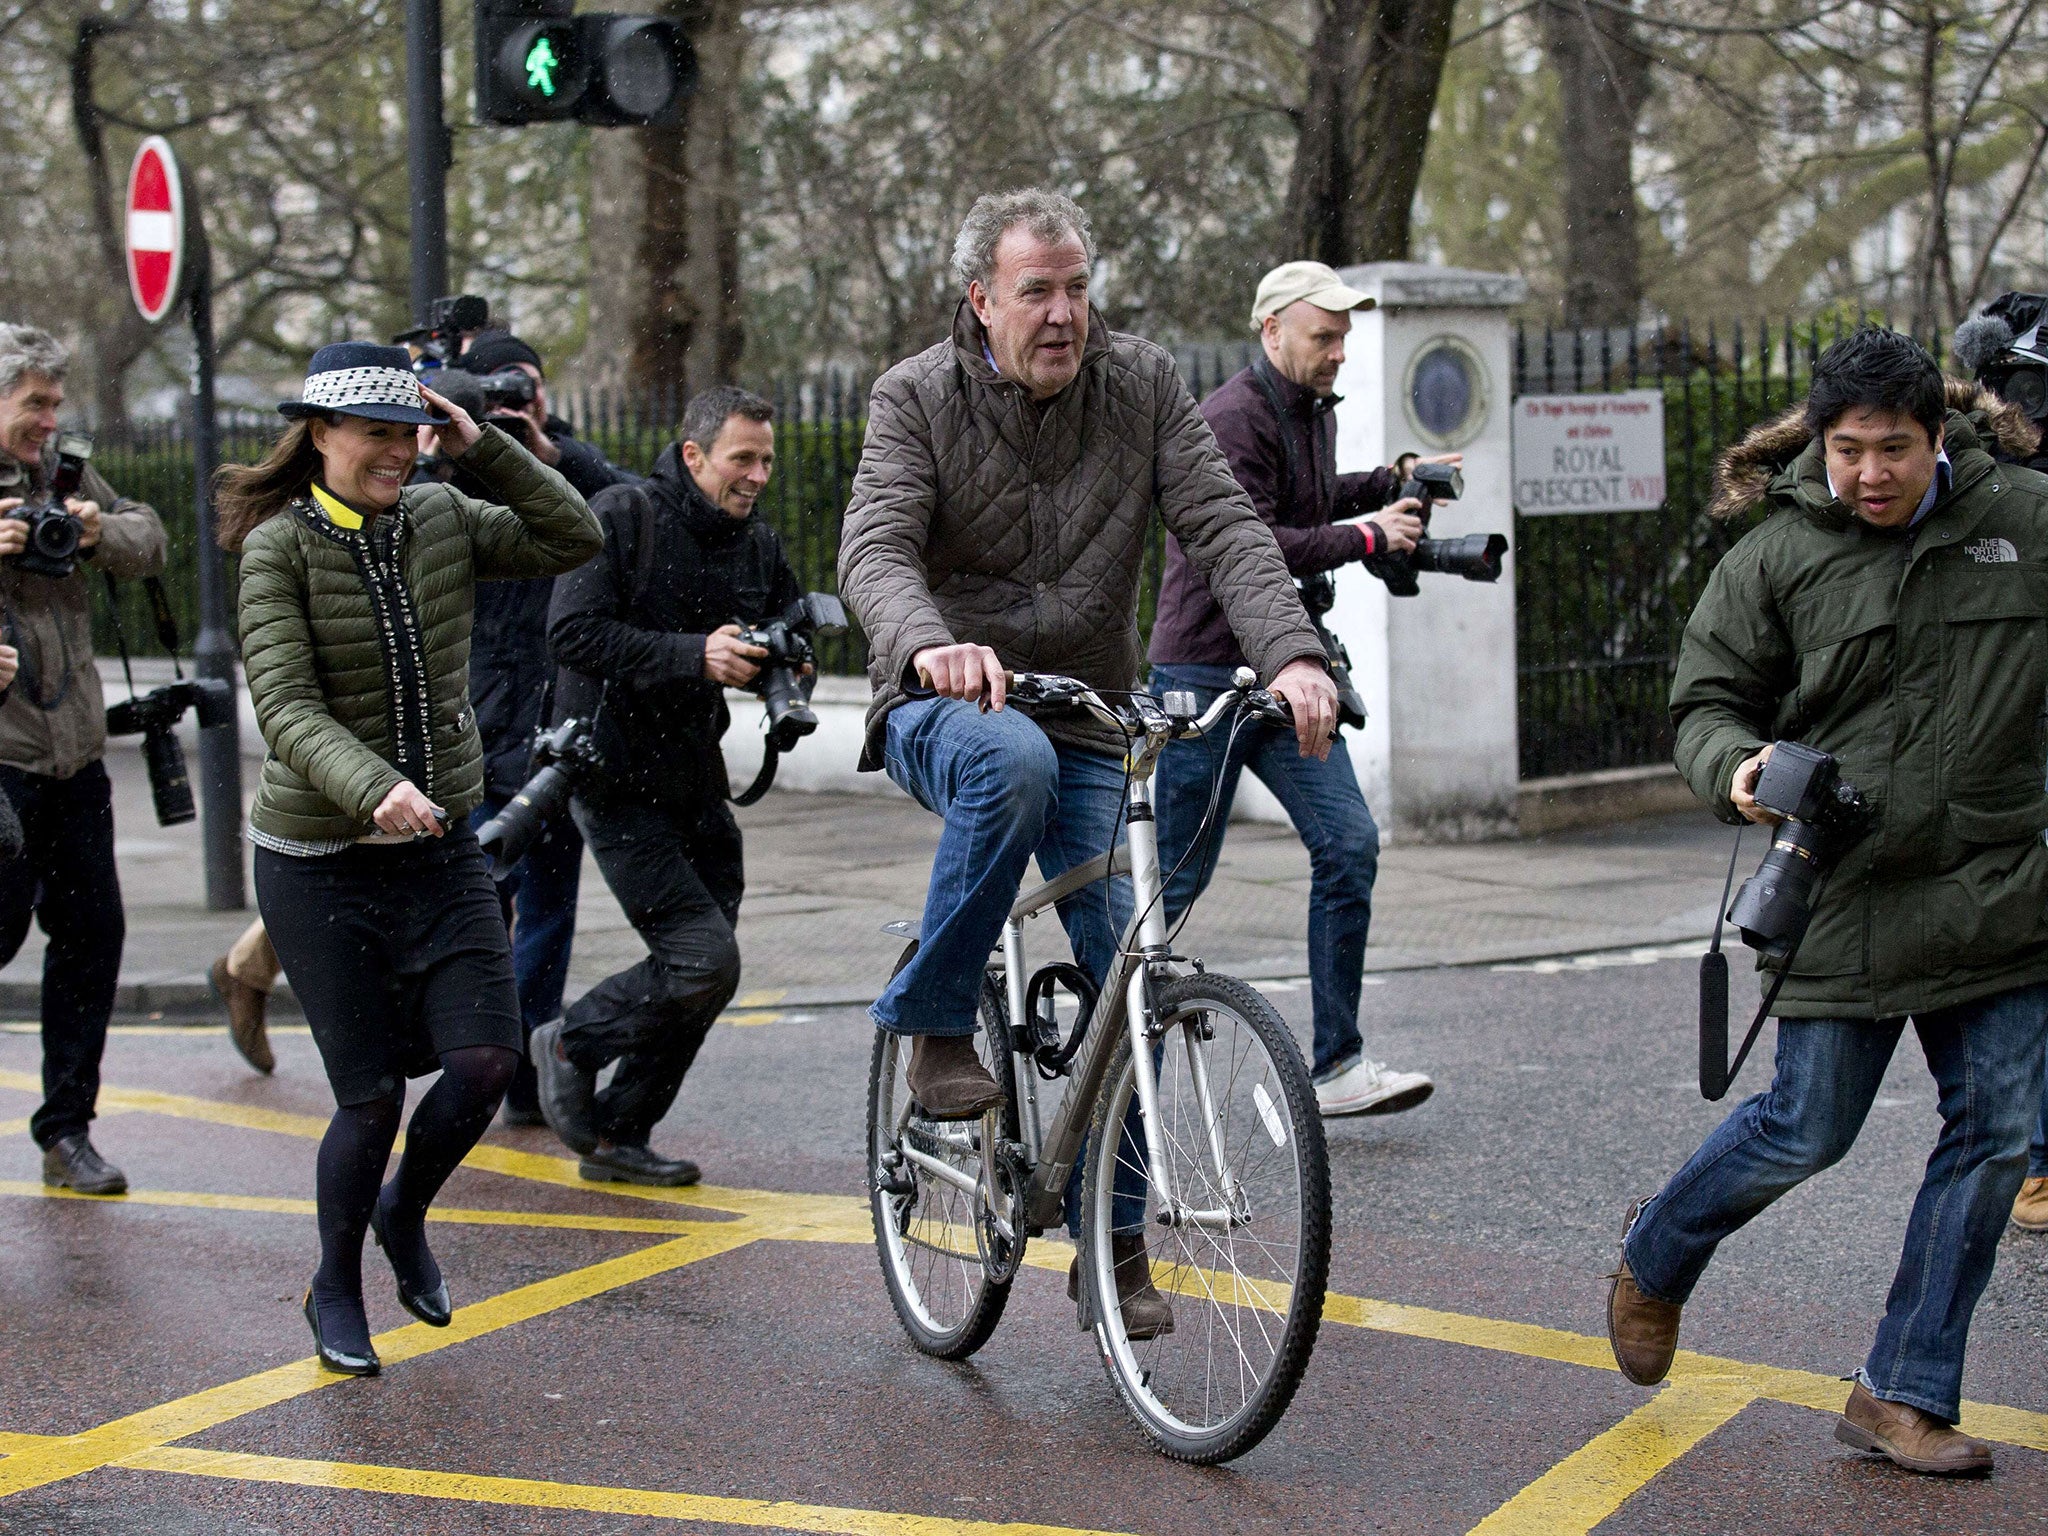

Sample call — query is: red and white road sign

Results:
[125,136,186,325]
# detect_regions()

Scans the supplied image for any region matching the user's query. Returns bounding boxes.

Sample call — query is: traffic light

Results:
[475,0,694,128]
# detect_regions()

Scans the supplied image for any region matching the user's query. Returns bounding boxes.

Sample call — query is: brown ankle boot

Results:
[1835,1382,1992,1475]
[1606,1199,1680,1386]
[1068,1232,1175,1341]
[905,1034,1005,1120]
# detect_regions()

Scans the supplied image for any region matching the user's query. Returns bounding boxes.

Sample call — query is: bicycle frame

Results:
[986,671,1273,1235]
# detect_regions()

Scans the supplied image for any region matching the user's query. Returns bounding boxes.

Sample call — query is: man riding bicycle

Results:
[839,188,1338,1335]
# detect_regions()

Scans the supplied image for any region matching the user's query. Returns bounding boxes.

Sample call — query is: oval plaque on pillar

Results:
[1402,335,1489,450]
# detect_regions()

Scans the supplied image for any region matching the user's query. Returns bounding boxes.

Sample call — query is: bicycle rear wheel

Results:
[867,955,1016,1359]
[1079,972,1329,1463]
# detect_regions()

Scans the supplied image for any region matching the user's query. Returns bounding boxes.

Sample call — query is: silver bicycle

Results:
[866,668,1331,1463]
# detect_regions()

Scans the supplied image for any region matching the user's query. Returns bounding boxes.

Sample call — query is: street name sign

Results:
[125,136,186,325]
[1512,390,1666,514]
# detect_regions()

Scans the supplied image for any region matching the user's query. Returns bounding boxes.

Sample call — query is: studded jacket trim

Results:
[290,499,435,795]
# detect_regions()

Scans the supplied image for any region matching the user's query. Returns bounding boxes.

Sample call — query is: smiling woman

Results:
[215,340,602,1379]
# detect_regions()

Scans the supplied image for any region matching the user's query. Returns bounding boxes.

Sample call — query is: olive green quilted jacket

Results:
[237,426,602,843]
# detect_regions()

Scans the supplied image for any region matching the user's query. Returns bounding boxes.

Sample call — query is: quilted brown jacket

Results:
[839,303,1324,765]
[237,426,601,843]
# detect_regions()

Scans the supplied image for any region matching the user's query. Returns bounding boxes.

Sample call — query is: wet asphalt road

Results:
[1,947,2044,1534]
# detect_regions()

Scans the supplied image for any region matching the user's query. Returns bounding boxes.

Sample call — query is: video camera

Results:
[4,432,95,580]
[476,716,605,875]
[105,677,235,826]
[1954,292,2048,424]
[398,293,491,372]
[735,592,849,753]
[1364,462,1509,598]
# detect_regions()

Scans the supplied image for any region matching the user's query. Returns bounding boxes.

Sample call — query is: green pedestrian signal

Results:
[475,0,694,126]
[524,35,561,96]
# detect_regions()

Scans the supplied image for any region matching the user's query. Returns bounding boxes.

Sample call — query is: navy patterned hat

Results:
[279,342,448,425]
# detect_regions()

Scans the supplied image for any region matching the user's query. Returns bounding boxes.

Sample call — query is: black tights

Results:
[311,1045,518,1349]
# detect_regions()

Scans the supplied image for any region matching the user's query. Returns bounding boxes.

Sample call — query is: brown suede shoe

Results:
[1835,1382,1993,1475]
[210,956,274,1075]
[1606,1199,1681,1386]
[905,1035,1005,1121]
[1068,1231,1176,1341]
[2011,1174,2048,1232]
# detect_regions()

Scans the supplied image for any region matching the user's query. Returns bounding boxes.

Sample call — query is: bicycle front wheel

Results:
[1079,972,1330,1463]
[867,961,1015,1359]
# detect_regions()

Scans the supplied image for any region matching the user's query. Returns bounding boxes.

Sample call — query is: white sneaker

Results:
[1315,1059,1434,1118]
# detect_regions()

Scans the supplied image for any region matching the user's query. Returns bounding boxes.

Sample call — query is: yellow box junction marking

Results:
[1465,1380,1758,1536]
[4,1068,2046,1533]
[120,1446,1139,1536]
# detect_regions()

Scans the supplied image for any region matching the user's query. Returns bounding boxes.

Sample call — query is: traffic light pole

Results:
[184,211,245,911]
[406,0,450,325]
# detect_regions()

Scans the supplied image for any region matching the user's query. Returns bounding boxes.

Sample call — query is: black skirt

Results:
[255,824,522,1105]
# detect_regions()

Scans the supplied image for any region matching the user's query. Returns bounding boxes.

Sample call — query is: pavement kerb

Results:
[0,928,1719,1018]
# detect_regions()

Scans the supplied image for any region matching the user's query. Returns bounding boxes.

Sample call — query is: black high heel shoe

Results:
[369,1195,453,1328]
[303,1289,380,1376]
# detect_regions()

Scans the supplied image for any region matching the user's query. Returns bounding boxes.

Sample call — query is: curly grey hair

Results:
[951,189,1095,292]
[0,324,68,399]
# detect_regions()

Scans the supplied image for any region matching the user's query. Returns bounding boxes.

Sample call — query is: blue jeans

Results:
[1625,983,2048,1423]
[469,796,584,1113]
[2031,1035,2048,1178]
[873,697,1144,1233]
[1151,663,1380,1081]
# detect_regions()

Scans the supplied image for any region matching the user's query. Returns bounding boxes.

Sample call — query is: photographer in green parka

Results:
[1607,328,2048,1476]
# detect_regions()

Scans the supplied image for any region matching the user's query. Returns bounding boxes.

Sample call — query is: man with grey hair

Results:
[841,189,1336,1338]
[0,323,166,1196]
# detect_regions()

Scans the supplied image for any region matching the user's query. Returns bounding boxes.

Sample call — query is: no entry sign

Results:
[125,136,186,325]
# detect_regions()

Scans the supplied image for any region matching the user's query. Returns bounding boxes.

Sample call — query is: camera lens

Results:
[1727,819,1828,958]
[30,509,81,562]
[478,763,576,873]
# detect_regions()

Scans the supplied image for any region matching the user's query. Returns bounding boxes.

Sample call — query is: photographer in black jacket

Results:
[532,386,801,1184]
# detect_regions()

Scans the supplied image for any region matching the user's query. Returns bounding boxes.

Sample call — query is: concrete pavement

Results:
[2,746,1735,1016]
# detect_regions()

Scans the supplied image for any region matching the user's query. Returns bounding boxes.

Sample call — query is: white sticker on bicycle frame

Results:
[1251,1082,1287,1148]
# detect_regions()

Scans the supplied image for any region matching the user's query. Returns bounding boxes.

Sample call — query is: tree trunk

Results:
[1284,0,1459,266]
[583,0,745,400]
[1539,0,1651,327]
[70,17,156,441]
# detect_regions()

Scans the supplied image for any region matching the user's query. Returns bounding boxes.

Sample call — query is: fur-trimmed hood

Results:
[1706,379,2043,519]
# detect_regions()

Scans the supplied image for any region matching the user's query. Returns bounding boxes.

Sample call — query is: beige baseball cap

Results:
[1250,261,1375,330]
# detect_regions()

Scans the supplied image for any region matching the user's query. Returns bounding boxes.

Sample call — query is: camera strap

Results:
[100,572,186,706]
[1700,822,1815,1100]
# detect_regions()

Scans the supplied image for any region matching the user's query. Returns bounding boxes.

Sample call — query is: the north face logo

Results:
[1965,537,2020,563]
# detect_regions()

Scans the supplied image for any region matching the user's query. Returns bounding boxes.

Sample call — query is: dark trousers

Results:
[1151,663,1380,1080]
[0,762,125,1149]
[561,790,742,1146]
[470,797,584,1114]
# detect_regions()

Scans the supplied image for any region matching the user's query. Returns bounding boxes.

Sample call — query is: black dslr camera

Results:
[105,678,235,826]
[1725,742,1873,960]
[476,716,605,874]
[735,592,849,753]
[1364,462,1509,597]
[400,293,491,371]
[5,432,95,579]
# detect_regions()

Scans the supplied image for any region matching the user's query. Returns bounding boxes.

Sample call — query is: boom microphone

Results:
[1953,315,2016,378]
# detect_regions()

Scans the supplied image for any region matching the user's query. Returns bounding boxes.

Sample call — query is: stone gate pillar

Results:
[1325,263,1528,842]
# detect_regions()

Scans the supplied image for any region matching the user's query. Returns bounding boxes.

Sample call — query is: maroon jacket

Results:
[1148,360,1400,668]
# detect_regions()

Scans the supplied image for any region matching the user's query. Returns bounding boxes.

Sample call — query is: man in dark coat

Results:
[450,335,640,1127]
[1149,261,1442,1119]
[1607,329,2048,1476]
[532,386,801,1185]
